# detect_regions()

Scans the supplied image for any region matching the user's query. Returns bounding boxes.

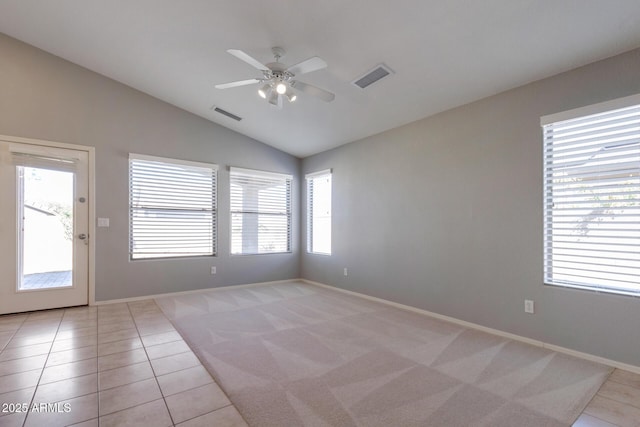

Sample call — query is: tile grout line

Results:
[576,367,616,423]
[125,302,177,427]
[597,385,640,411]
[0,314,28,353]
[581,390,637,426]
[176,403,235,426]
[153,297,252,427]
[605,375,640,393]
[581,366,640,422]
[21,310,64,427]
[130,299,250,425]
[93,307,100,427]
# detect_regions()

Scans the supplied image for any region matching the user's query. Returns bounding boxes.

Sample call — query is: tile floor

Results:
[1,300,638,427]
[0,300,247,427]
[573,369,640,427]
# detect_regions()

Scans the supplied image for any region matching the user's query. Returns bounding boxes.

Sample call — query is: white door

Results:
[0,139,90,314]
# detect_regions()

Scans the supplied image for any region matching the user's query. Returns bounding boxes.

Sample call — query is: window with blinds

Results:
[129,154,217,259]
[230,167,292,255]
[306,169,332,255]
[542,95,640,296]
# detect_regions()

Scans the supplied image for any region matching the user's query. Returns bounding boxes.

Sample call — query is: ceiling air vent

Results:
[352,64,393,89]
[213,106,242,121]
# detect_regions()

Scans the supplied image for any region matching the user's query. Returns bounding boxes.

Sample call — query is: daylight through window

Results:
[129,154,217,259]
[542,95,640,295]
[306,169,332,255]
[230,167,292,255]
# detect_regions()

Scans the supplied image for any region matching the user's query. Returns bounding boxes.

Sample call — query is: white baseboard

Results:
[92,279,300,306]
[302,279,640,375]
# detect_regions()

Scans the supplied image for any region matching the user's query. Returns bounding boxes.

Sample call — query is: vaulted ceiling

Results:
[1,1,640,157]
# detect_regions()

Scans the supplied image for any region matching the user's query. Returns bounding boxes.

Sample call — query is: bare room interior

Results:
[0,1,639,426]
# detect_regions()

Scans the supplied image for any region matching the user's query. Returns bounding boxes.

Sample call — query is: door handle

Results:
[78,233,87,240]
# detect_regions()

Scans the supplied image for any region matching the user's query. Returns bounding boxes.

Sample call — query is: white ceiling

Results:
[1,1,640,158]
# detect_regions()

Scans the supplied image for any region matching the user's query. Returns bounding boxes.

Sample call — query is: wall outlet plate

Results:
[343,267,348,276]
[211,266,216,275]
[524,299,535,314]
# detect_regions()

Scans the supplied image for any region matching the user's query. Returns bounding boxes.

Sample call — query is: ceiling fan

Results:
[215,47,335,108]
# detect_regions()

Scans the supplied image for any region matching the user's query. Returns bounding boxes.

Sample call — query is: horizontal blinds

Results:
[543,102,640,295]
[129,155,217,259]
[230,167,291,255]
[306,171,332,254]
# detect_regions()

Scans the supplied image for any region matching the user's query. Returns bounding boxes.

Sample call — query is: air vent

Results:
[352,64,393,89]
[213,107,242,121]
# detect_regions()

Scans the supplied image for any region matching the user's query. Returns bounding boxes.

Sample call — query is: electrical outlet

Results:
[210,266,216,275]
[343,267,348,276]
[524,299,535,314]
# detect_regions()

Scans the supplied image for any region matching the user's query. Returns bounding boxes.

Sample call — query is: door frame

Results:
[0,134,96,306]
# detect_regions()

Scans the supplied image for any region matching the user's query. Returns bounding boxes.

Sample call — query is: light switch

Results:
[97,217,110,228]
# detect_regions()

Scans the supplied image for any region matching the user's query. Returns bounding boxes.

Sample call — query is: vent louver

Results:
[213,107,242,121]
[352,64,393,89]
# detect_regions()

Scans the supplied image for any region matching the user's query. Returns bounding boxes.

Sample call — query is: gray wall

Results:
[0,33,301,301]
[2,30,639,367]
[302,48,640,367]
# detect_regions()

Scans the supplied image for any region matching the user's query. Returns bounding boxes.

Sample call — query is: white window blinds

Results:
[306,169,332,254]
[230,167,292,255]
[542,95,640,295]
[129,154,217,259]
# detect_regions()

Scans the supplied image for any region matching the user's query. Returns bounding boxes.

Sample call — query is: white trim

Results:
[0,134,96,308]
[1,134,90,152]
[541,93,640,125]
[301,279,640,374]
[88,148,96,305]
[305,169,332,180]
[10,150,80,165]
[129,152,218,171]
[229,166,293,181]
[93,279,296,305]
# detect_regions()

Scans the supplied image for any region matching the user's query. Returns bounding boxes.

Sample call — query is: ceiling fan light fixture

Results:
[267,90,279,106]
[215,48,335,107]
[258,84,270,99]
[285,87,297,102]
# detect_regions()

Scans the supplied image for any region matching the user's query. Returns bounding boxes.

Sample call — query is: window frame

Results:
[229,166,293,256]
[541,93,640,296]
[129,153,218,260]
[306,169,332,255]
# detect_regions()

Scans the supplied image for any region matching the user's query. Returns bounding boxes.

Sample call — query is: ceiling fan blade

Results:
[227,49,270,71]
[290,81,335,102]
[214,79,260,89]
[286,57,327,75]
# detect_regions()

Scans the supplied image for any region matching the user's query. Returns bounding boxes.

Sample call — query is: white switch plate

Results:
[343,267,348,276]
[524,300,535,314]
[97,218,110,227]
[211,266,216,275]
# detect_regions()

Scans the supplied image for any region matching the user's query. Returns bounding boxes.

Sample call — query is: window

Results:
[542,94,640,295]
[230,167,292,255]
[306,169,332,254]
[129,154,217,259]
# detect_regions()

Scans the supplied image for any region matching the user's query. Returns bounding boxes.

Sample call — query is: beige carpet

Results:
[155,281,611,426]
